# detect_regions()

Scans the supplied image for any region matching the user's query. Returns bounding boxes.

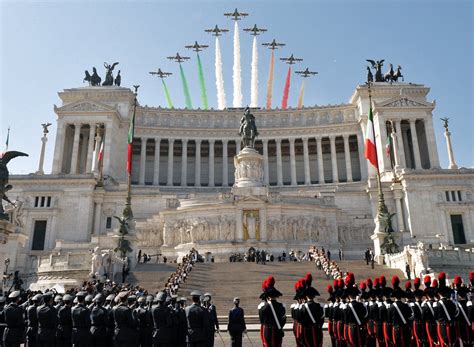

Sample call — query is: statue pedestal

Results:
[0,220,15,286]
[232,147,264,188]
[371,223,388,265]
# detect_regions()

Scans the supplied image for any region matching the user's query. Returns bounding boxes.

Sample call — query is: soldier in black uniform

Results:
[409,278,425,347]
[25,293,41,347]
[290,280,303,347]
[300,276,324,347]
[134,296,152,347]
[90,294,108,347]
[344,285,367,347]
[36,292,58,347]
[3,291,24,347]
[366,278,378,347]
[0,295,6,347]
[175,297,188,347]
[227,297,246,347]
[104,294,115,347]
[324,285,336,347]
[56,294,73,347]
[387,277,412,347]
[112,291,137,347]
[151,291,174,347]
[203,293,219,347]
[54,294,63,310]
[259,276,286,347]
[434,284,458,346]
[71,291,91,347]
[455,285,471,347]
[185,290,209,347]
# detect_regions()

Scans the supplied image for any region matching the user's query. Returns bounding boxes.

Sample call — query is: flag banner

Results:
[386,135,392,158]
[127,112,135,174]
[364,107,378,169]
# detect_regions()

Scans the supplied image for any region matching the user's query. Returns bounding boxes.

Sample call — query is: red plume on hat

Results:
[348,273,355,286]
[453,275,462,288]
[268,276,275,287]
[431,279,438,288]
[333,279,338,289]
[344,276,351,287]
[305,273,313,287]
[327,285,333,294]
[360,281,367,290]
[374,277,380,287]
[470,272,474,285]
[423,275,431,288]
[366,278,373,288]
[405,281,412,290]
[438,272,446,280]
[391,275,400,288]
[337,279,344,288]
[262,278,269,291]
[380,276,386,287]
[414,277,421,289]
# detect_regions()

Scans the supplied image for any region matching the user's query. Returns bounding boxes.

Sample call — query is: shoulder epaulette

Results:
[258,302,265,310]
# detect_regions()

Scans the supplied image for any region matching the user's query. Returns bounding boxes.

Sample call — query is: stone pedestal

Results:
[0,220,15,288]
[232,147,267,197]
[371,230,388,265]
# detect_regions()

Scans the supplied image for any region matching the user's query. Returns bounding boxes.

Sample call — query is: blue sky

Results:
[1,0,473,174]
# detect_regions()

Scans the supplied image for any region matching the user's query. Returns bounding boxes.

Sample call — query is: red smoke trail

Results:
[281,66,291,109]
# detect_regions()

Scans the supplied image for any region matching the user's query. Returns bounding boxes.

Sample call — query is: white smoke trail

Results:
[233,21,242,107]
[250,36,258,107]
[215,37,226,110]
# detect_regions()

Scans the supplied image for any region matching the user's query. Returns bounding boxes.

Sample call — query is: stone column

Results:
[444,127,458,169]
[409,119,422,169]
[139,138,147,185]
[36,131,48,175]
[153,138,160,185]
[236,209,243,242]
[195,140,201,187]
[329,135,339,183]
[51,120,66,174]
[391,183,405,231]
[209,140,215,187]
[424,117,440,168]
[222,140,229,186]
[259,209,267,242]
[316,136,325,184]
[390,122,401,171]
[85,124,96,173]
[343,134,353,182]
[93,197,104,235]
[167,139,174,186]
[70,123,81,174]
[180,139,188,186]
[276,139,283,186]
[289,138,297,185]
[394,120,406,168]
[102,122,113,177]
[262,139,269,185]
[303,138,311,185]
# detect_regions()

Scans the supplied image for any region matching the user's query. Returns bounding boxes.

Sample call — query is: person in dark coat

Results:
[3,291,24,347]
[26,294,41,347]
[185,291,209,347]
[0,296,7,347]
[202,293,219,347]
[36,292,58,347]
[259,276,286,347]
[56,294,73,347]
[227,297,246,347]
[300,278,325,347]
[387,277,412,347]
[151,292,174,347]
[134,296,152,347]
[90,294,108,347]
[175,297,188,347]
[434,284,459,346]
[112,291,137,347]
[71,291,91,347]
[104,294,116,347]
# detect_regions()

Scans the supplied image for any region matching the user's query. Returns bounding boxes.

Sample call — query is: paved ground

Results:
[213,330,333,347]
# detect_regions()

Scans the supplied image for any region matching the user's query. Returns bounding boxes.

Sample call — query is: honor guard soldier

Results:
[379,276,393,347]
[152,291,174,347]
[410,278,426,347]
[85,295,94,310]
[454,280,471,347]
[175,297,187,347]
[71,291,91,347]
[0,296,6,347]
[185,290,210,347]
[227,297,246,347]
[3,290,24,347]
[112,291,137,347]
[54,294,63,310]
[203,293,219,346]
[259,276,286,347]
[291,279,304,347]
[56,294,73,347]
[422,276,439,347]
[387,276,412,347]
[343,274,367,347]
[134,296,152,347]
[90,294,108,347]
[324,285,336,347]
[36,292,58,347]
[434,280,458,347]
[26,293,41,347]
[333,280,346,347]
[366,278,378,347]
[300,273,324,347]
[104,294,115,347]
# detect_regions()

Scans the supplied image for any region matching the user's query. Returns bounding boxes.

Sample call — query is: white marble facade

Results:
[4,82,474,284]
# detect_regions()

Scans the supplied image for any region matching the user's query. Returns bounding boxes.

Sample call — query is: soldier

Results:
[151,291,174,347]
[104,294,115,347]
[300,274,324,347]
[379,276,393,347]
[434,284,458,346]
[3,291,24,347]
[366,278,378,347]
[25,293,41,347]
[36,292,57,347]
[134,296,152,347]
[343,277,367,347]
[454,283,471,347]
[71,291,91,347]
[227,297,246,347]
[54,295,63,310]
[324,285,336,347]
[333,280,346,347]
[175,297,188,347]
[112,291,137,347]
[387,276,412,347]
[185,290,209,347]
[0,295,6,347]
[203,293,219,347]
[422,276,439,347]
[85,295,94,310]
[409,278,426,347]
[291,280,304,347]
[56,294,73,347]
[259,276,286,347]
[90,294,108,347]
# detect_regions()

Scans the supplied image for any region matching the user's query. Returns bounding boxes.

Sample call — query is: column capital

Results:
[195,139,202,144]
[289,138,295,144]
[182,138,189,144]
[222,139,229,146]
[275,138,282,144]
[342,133,350,140]
[315,135,322,141]
[141,136,149,142]
[262,138,269,144]
[302,137,309,144]
[409,118,417,125]
[209,139,215,144]
[329,134,336,140]
[168,138,175,143]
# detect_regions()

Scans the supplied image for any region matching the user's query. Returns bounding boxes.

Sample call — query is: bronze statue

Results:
[239,107,259,148]
[384,63,395,82]
[393,65,403,82]
[41,123,52,134]
[366,59,385,82]
[366,66,373,83]
[440,117,449,131]
[114,70,121,87]
[113,215,133,257]
[0,151,28,220]
[84,67,102,86]
[102,62,119,86]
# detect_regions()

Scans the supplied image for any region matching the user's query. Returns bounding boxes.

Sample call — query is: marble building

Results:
[4,81,474,286]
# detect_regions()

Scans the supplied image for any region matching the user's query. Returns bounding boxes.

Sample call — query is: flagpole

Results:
[366,82,388,217]
[5,127,10,152]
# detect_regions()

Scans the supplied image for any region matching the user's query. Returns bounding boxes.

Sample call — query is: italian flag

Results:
[98,139,104,162]
[385,135,392,158]
[127,111,135,174]
[364,106,379,169]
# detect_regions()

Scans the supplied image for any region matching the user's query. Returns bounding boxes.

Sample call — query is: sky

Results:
[1,0,473,174]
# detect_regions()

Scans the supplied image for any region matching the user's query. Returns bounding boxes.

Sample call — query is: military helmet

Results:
[54,295,63,303]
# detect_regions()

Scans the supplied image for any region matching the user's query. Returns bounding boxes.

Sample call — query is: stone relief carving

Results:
[71,102,107,112]
[337,224,372,245]
[234,160,264,181]
[383,98,427,108]
[267,215,331,243]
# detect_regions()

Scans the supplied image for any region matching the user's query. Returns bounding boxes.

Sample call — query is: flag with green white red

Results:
[364,106,379,169]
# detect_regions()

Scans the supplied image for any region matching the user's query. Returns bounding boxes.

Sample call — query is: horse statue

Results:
[238,107,259,148]
[0,151,28,220]
[366,59,385,82]
[393,65,403,82]
[84,67,101,86]
[102,62,119,86]
[384,63,395,82]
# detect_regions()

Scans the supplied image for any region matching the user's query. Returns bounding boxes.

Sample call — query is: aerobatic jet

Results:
[224,8,249,21]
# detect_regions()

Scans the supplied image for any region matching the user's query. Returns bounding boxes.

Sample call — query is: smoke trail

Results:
[215,37,226,109]
[197,53,208,109]
[266,50,275,109]
[297,79,305,109]
[281,66,291,109]
[233,21,242,107]
[161,79,174,108]
[179,64,192,109]
[250,36,258,107]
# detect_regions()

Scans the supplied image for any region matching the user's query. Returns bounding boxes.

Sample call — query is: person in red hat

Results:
[387,275,412,347]
[343,283,367,347]
[366,278,378,347]
[324,285,336,347]
[434,282,458,347]
[332,279,346,347]
[410,277,426,347]
[300,273,324,347]
[454,276,471,347]
[258,276,286,347]
[422,275,439,347]
[291,279,304,347]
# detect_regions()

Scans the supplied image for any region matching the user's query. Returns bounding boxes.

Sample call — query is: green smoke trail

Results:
[179,64,193,109]
[161,79,174,108]
[197,53,208,110]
